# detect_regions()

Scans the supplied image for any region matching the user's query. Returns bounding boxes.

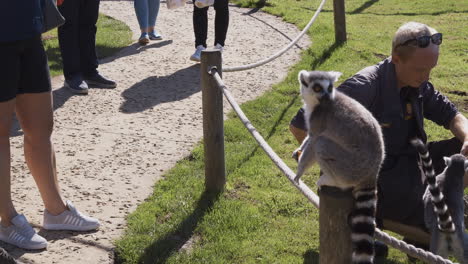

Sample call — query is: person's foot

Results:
[64,75,88,95]
[0,247,17,264]
[0,214,47,250]
[190,45,206,62]
[214,43,224,53]
[138,33,150,45]
[83,73,117,89]
[148,31,162,40]
[43,200,100,231]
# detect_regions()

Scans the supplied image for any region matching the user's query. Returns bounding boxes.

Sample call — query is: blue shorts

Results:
[0,34,51,102]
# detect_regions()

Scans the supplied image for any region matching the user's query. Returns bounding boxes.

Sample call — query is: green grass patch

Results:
[42,14,132,77]
[115,0,468,263]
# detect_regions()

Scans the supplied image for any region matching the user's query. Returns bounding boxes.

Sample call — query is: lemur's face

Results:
[298,70,342,104]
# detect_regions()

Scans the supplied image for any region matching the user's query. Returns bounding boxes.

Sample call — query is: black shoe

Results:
[64,75,88,95]
[0,247,17,264]
[374,240,389,259]
[83,73,117,88]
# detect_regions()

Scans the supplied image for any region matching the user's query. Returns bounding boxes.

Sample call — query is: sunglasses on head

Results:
[397,33,443,49]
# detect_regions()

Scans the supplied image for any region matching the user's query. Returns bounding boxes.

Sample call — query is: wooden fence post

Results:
[319,186,353,263]
[201,50,226,192]
[333,0,347,43]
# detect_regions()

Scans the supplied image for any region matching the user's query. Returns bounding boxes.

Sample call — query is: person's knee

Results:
[22,121,54,145]
[289,123,307,144]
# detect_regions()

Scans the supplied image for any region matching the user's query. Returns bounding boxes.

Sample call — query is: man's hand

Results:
[461,140,468,156]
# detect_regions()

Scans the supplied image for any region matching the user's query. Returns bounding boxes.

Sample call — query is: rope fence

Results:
[202,62,456,263]
[198,0,457,262]
[223,0,327,72]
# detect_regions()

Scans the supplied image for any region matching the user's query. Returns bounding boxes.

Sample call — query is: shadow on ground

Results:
[120,64,200,114]
[114,190,220,264]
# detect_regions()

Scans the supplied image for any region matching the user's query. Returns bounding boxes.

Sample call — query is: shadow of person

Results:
[127,190,221,264]
[100,40,173,65]
[120,64,200,114]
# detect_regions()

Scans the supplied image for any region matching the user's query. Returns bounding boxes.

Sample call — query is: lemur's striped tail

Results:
[350,188,377,264]
[411,138,455,232]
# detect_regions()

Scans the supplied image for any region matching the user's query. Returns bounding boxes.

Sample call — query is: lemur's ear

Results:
[328,71,343,83]
[298,70,309,87]
[443,156,452,167]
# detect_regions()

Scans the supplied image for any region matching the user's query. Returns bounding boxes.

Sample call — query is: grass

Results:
[41,14,132,77]
[114,0,468,263]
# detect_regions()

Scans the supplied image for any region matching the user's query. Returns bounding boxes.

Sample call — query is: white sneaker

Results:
[43,200,100,231]
[0,214,47,250]
[190,45,206,62]
[214,43,224,53]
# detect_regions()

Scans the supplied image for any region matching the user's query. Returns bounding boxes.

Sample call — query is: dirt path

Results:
[5,1,310,263]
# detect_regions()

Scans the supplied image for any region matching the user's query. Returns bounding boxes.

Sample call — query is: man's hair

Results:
[392,22,438,60]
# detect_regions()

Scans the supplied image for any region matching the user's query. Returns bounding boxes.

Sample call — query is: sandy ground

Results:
[4,1,310,263]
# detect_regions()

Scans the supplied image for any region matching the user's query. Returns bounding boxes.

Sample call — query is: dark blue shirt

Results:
[0,0,44,42]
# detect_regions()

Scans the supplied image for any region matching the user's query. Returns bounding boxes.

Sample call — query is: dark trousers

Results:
[58,0,100,80]
[193,0,229,48]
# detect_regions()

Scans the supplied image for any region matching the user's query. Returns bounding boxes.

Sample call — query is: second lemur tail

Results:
[350,188,377,264]
[411,138,455,232]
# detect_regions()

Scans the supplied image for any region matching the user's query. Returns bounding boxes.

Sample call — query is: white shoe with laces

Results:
[43,200,100,231]
[0,214,47,250]
[190,45,206,62]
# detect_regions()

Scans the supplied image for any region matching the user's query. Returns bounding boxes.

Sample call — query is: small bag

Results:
[166,0,186,9]
[42,0,66,33]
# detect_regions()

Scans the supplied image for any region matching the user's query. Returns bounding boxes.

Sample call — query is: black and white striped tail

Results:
[350,188,377,264]
[411,138,455,233]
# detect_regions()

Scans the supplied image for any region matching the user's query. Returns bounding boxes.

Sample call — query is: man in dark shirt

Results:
[290,22,468,246]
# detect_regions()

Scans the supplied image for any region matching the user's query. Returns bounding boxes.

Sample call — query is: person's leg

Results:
[148,0,160,31]
[58,0,82,80]
[0,99,18,227]
[427,137,468,186]
[134,0,150,33]
[193,4,208,48]
[79,0,100,77]
[0,39,23,227]
[15,92,66,215]
[213,0,229,47]
[290,108,307,144]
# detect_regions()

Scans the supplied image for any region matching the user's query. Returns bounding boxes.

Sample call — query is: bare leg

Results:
[15,92,66,215]
[0,99,18,226]
[289,123,307,144]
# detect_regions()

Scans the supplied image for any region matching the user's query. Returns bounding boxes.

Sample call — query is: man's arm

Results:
[449,113,468,155]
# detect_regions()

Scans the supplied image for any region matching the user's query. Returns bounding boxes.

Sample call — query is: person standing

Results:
[0,0,99,251]
[57,0,116,94]
[134,0,163,45]
[190,0,229,62]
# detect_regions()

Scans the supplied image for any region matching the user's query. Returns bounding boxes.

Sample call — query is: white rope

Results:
[209,69,457,264]
[210,69,319,207]
[223,0,327,72]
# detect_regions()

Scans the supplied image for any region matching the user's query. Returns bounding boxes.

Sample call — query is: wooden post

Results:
[333,0,347,43]
[201,50,226,192]
[319,186,353,263]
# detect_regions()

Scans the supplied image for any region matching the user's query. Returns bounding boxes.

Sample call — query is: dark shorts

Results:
[0,34,51,103]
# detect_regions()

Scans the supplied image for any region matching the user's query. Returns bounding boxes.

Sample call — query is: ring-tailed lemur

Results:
[293,70,385,264]
[411,138,468,263]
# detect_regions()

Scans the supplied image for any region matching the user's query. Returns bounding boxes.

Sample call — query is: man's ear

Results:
[328,71,342,83]
[464,160,468,171]
[444,156,452,167]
